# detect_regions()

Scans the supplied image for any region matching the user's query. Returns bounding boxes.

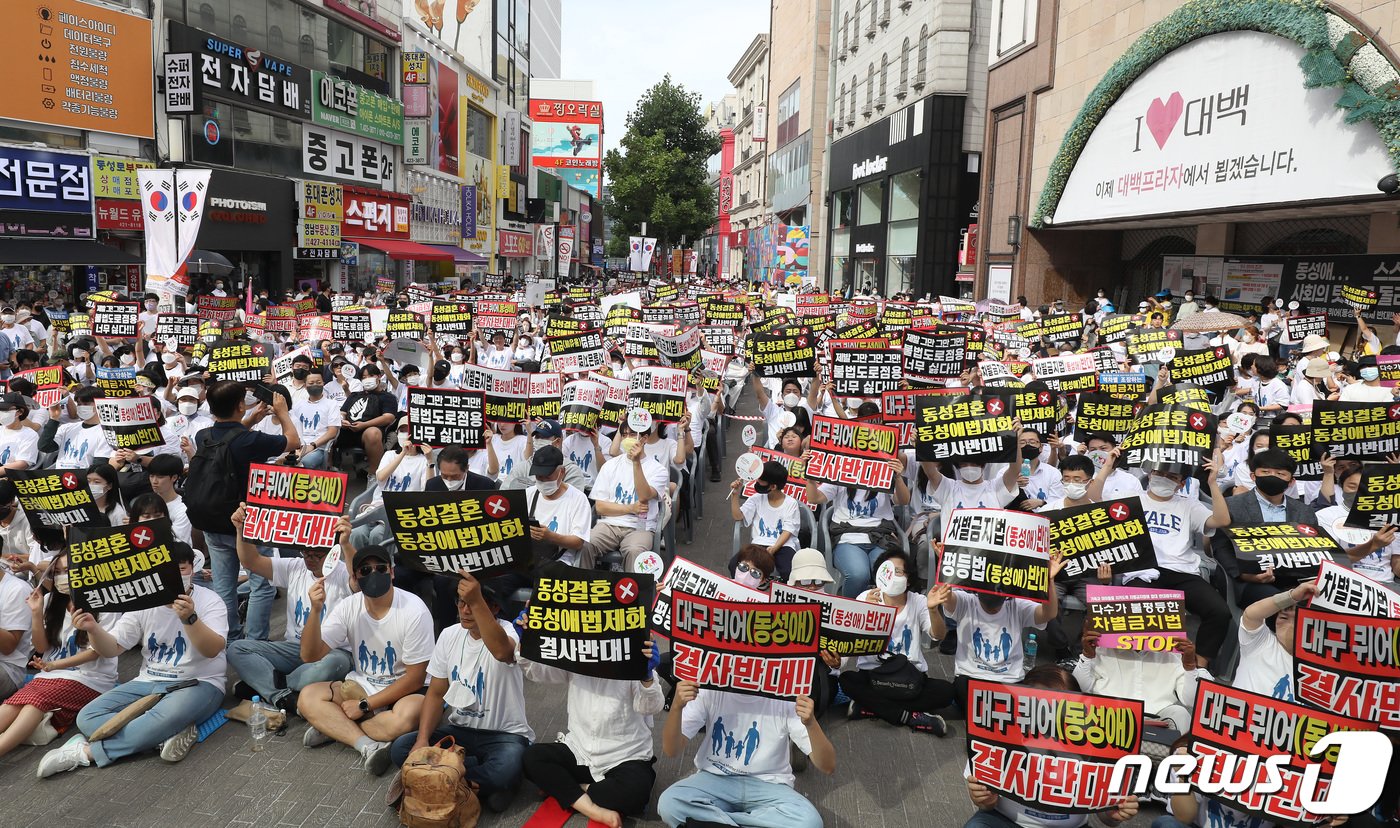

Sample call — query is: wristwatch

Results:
[183,611,198,626]
[358,698,370,713]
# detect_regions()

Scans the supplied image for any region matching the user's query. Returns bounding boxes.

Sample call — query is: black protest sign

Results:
[560,379,607,432]
[804,414,900,492]
[670,591,820,699]
[407,386,485,448]
[880,303,914,334]
[520,562,654,681]
[1311,559,1400,618]
[1312,400,1400,460]
[386,309,427,338]
[938,508,1051,602]
[914,394,1016,463]
[548,329,607,374]
[1345,463,1400,529]
[830,345,903,396]
[1169,346,1233,397]
[155,313,199,346]
[1126,327,1182,363]
[649,557,768,639]
[1097,372,1149,401]
[96,396,164,451]
[703,300,745,325]
[882,388,959,449]
[544,314,589,339]
[1029,352,1098,394]
[605,304,641,340]
[1341,284,1378,310]
[629,365,690,424]
[206,340,271,383]
[1096,314,1138,343]
[750,309,793,335]
[826,320,881,345]
[1085,585,1186,652]
[242,463,348,548]
[1044,498,1156,580]
[641,304,674,324]
[1157,383,1213,411]
[1073,393,1141,443]
[430,301,474,337]
[1284,313,1327,342]
[1223,524,1337,584]
[770,582,896,657]
[749,329,817,377]
[589,371,630,431]
[1268,424,1321,482]
[9,468,104,530]
[1187,680,1377,825]
[1035,313,1084,345]
[91,300,139,338]
[966,681,1143,814]
[652,326,703,372]
[1120,404,1216,474]
[902,328,966,384]
[68,519,183,613]
[976,386,1064,439]
[331,311,372,343]
[1294,607,1400,733]
[383,490,530,577]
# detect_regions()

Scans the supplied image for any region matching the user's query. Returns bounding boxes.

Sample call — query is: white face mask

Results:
[876,560,907,596]
[362,377,379,390]
[244,392,258,407]
[76,405,96,421]
[89,482,106,497]
[1147,475,1179,498]
[450,352,465,363]
[0,315,13,325]
[181,573,194,591]
[1063,482,1089,500]
[444,478,465,490]
[958,466,983,483]
[782,393,801,408]
[536,477,561,496]
[0,411,15,427]
[162,352,179,364]
[119,354,136,366]
[178,401,199,416]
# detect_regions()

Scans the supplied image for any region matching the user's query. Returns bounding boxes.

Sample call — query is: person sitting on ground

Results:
[1074,616,1206,733]
[730,461,802,580]
[0,553,33,702]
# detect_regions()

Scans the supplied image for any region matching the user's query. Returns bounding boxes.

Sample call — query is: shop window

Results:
[879,55,888,99]
[832,190,854,230]
[900,39,910,86]
[865,64,874,110]
[465,107,493,160]
[857,179,883,226]
[918,25,928,76]
[776,81,801,147]
[889,169,921,222]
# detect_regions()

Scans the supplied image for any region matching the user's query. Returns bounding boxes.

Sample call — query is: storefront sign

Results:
[196,170,294,251]
[92,157,153,200]
[164,52,195,113]
[95,200,142,231]
[503,110,521,167]
[303,124,394,188]
[404,118,430,165]
[402,52,429,85]
[498,229,533,258]
[0,146,93,238]
[341,186,410,240]
[311,70,404,145]
[168,21,312,121]
[461,185,477,238]
[296,180,343,260]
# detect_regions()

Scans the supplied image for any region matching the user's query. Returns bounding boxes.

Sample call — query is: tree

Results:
[603,76,721,258]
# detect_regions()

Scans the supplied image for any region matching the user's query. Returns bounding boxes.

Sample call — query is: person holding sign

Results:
[1340,354,1394,402]
[475,328,520,372]
[730,461,802,580]
[0,394,39,474]
[582,425,669,571]
[38,543,228,777]
[1233,580,1319,702]
[1210,449,1320,608]
[806,454,913,598]
[1074,612,1203,732]
[1316,462,1400,585]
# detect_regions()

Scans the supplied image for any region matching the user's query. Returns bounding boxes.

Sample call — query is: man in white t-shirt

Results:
[0,395,39,474]
[298,543,435,776]
[41,387,110,469]
[40,543,229,776]
[1232,580,1318,702]
[658,682,835,828]
[291,372,342,470]
[226,505,354,715]
[0,562,33,698]
[524,446,592,567]
[944,568,1061,713]
[476,329,518,372]
[582,433,669,570]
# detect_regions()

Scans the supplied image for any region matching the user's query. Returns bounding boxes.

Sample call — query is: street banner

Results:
[548,329,607,374]
[914,394,1016,464]
[461,365,531,424]
[520,562,654,681]
[739,447,814,509]
[68,519,183,614]
[670,591,820,699]
[628,365,689,425]
[1169,346,1234,397]
[749,329,817,377]
[91,301,139,338]
[902,328,967,384]
[589,371,630,431]
[1126,328,1182,364]
[13,366,65,408]
[155,313,199,346]
[560,379,606,433]
[383,490,530,577]
[650,557,767,639]
[1073,393,1141,443]
[700,324,737,355]
[1085,585,1186,651]
[1269,424,1322,482]
[430,301,474,337]
[1097,372,1149,401]
[804,414,899,492]
[1044,498,1156,580]
[830,344,902,396]
[1344,462,1400,529]
[770,582,896,656]
[966,680,1143,813]
[385,310,427,338]
[1311,559,1400,618]
[1096,314,1138,343]
[1028,352,1098,394]
[528,373,562,420]
[241,463,347,548]
[94,366,137,398]
[1312,400,1400,460]
[206,340,271,383]
[1294,606,1400,732]
[939,508,1051,602]
[9,468,104,530]
[1223,524,1337,584]
[1284,313,1328,342]
[976,386,1065,439]
[652,326,703,372]
[624,322,664,361]
[1157,382,1213,411]
[331,311,372,343]
[96,396,164,451]
[1120,404,1217,474]
[407,386,485,448]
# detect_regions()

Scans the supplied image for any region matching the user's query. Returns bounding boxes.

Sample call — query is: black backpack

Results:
[185,427,244,534]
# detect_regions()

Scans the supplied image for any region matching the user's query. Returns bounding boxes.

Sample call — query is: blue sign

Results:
[461,185,477,239]
[591,238,604,266]
[0,147,93,214]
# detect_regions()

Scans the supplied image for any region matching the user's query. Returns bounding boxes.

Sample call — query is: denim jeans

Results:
[390,722,530,797]
[299,447,330,470]
[350,521,392,552]
[833,541,881,598]
[226,638,353,705]
[657,771,822,828]
[1150,818,1192,828]
[77,679,225,766]
[962,810,1020,828]
[204,531,275,641]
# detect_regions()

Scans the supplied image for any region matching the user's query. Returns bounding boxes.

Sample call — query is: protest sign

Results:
[331,311,371,343]
[1156,383,1213,411]
[528,373,562,420]
[289,297,318,320]
[1269,424,1322,482]
[1341,283,1378,310]
[1035,313,1084,345]
[407,386,485,448]
[700,324,737,355]
[703,300,745,325]
[544,314,588,339]
[966,681,1142,813]
[385,309,427,338]
[1125,328,1181,364]
[94,366,137,398]
[748,329,817,377]
[1344,462,1400,529]
[96,396,164,452]
[1085,585,1186,651]
[902,329,967,384]
[1073,393,1141,443]
[560,379,606,433]
[628,365,689,424]
[1312,400,1400,460]
[1044,498,1156,580]
[461,365,531,424]
[206,340,271,383]
[770,582,896,656]
[624,322,664,360]
[1293,606,1400,732]
[939,508,1051,602]
[91,300,139,338]
[196,295,239,321]
[1097,372,1149,401]
[1311,559,1400,618]
[914,394,1016,464]
[155,313,199,346]
[590,371,630,431]
[1028,352,1098,394]
[976,386,1064,439]
[650,557,767,639]
[241,463,347,548]
[264,304,298,333]
[974,360,1020,386]
[652,326,703,372]
[1169,346,1234,397]
[1119,404,1216,474]
[474,312,517,339]
[670,591,820,699]
[9,468,104,530]
[605,305,641,340]
[13,366,65,408]
[68,519,183,613]
[882,389,958,449]
[829,344,903,396]
[520,562,654,680]
[548,329,607,374]
[749,311,792,334]
[1284,313,1328,342]
[804,414,900,492]
[1382,353,1400,388]
[880,303,914,333]
[738,447,814,509]
[1223,524,1337,585]
[985,302,1022,321]
[430,301,474,337]
[383,490,530,577]
[1096,314,1138,343]
[271,346,311,382]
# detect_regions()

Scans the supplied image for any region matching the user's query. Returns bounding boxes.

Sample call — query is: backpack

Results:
[400,738,480,828]
[184,426,244,534]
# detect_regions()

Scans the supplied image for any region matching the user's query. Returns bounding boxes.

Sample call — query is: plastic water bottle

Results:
[249,695,270,752]
[1025,633,1039,663]
[1020,459,1032,478]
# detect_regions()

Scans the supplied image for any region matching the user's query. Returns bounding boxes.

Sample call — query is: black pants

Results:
[705,415,724,480]
[1152,569,1233,660]
[522,741,655,817]
[838,670,954,726]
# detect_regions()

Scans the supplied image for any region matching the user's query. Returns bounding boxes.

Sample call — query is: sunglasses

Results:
[356,563,390,577]
[736,562,759,576]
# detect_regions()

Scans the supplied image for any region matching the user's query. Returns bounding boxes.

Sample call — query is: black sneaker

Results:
[907,712,948,736]
[231,681,257,702]
[846,701,878,720]
[484,788,514,813]
[273,692,300,718]
[938,628,958,656]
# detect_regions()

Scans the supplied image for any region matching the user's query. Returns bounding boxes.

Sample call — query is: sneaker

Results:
[483,788,514,813]
[159,725,199,762]
[272,691,300,719]
[360,740,392,776]
[846,701,878,720]
[231,680,257,701]
[907,712,948,736]
[37,737,91,778]
[938,628,958,656]
[23,711,59,746]
[303,725,333,748]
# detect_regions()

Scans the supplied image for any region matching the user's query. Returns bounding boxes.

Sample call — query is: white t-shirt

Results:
[1233,621,1295,702]
[950,589,1042,682]
[591,454,670,531]
[526,484,593,545]
[563,432,610,488]
[682,689,812,787]
[0,325,34,350]
[1023,463,1064,503]
[270,555,351,643]
[1340,382,1395,402]
[856,589,932,672]
[1140,494,1214,574]
[1318,504,1397,583]
[291,396,343,445]
[640,436,680,470]
[0,427,39,468]
[428,621,533,739]
[469,433,526,481]
[321,588,435,692]
[476,346,515,371]
[380,451,431,494]
[40,600,123,693]
[53,421,109,468]
[111,584,229,689]
[0,573,34,684]
[740,493,801,552]
[818,484,894,529]
[931,475,1016,518]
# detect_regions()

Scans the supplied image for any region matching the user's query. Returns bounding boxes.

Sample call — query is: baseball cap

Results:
[176,386,201,400]
[0,393,22,411]
[530,445,565,477]
[532,419,563,440]
[789,548,834,584]
[352,544,391,570]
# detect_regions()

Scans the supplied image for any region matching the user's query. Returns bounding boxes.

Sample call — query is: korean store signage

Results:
[311,70,404,145]
[168,21,312,121]
[303,124,395,188]
[341,186,410,240]
[0,146,93,238]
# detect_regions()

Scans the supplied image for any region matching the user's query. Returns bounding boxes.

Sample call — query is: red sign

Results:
[960,223,979,269]
[529,99,604,122]
[341,185,410,240]
[95,199,143,232]
[499,229,533,258]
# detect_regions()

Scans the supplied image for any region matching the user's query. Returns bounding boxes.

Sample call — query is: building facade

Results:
[728,35,770,282]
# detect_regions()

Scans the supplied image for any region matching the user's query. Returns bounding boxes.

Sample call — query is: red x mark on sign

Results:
[1189,413,1207,431]
[1297,525,1317,536]
[986,399,1005,416]
[1389,404,1400,421]
[250,344,265,356]
[1109,502,1130,521]
[1038,391,1053,407]
[129,526,155,548]
[61,472,79,490]
[614,577,639,605]
[1214,347,1227,359]
[796,337,809,347]
[484,494,510,518]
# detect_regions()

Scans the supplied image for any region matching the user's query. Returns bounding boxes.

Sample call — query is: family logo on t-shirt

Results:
[297,411,324,432]
[1270,675,1292,702]
[613,482,637,505]
[569,449,594,472]
[756,517,784,541]
[386,472,414,492]
[888,624,914,657]
[847,495,879,518]
[449,665,488,718]
[54,631,81,661]
[357,639,399,679]
[148,631,189,666]
[709,717,762,767]
[60,439,92,466]
[292,596,326,628]
[970,626,1013,672]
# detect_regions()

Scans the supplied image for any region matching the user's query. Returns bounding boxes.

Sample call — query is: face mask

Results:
[341,366,356,379]
[145,301,158,311]
[362,378,379,390]
[76,404,96,421]
[0,411,15,427]
[753,481,771,494]
[359,570,391,598]
[1185,295,1194,302]
[1343,491,1358,509]
[1254,475,1289,497]
[0,315,13,324]
[958,466,983,483]
[1241,334,1255,343]
[181,573,194,592]
[119,354,136,367]
[876,560,907,596]
[215,284,224,290]
[444,478,465,491]
[1021,445,1040,460]
[782,393,801,408]
[89,482,107,497]
[161,352,179,365]
[735,569,763,588]
[245,392,259,407]
[52,573,69,595]
[292,368,309,381]
[1361,367,1380,382]
[1147,475,1179,498]
[1063,482,1089,500]
[177,401,198,416]
[536,477,561,496]
[450,352,465,363]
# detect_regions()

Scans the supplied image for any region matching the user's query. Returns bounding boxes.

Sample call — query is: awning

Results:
[0,239,142,266]
[345,236,454,261]
[424,244,488,264]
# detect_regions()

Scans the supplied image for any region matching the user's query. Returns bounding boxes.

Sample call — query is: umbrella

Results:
[184,250,235,275]
[1169,310,1248,333]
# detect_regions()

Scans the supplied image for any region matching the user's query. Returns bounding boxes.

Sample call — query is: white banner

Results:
[303,124,394,188]
[172,169,210,299]
[138,169,177,297]
[628,236,657,272]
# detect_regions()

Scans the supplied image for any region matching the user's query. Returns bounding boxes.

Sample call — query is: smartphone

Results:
[244,381,276,406]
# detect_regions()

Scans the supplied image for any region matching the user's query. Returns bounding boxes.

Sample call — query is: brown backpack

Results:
[399,737,481,828]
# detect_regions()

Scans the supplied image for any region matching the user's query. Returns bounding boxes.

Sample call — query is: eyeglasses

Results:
[736,562,759,576]
[356,564,390,577]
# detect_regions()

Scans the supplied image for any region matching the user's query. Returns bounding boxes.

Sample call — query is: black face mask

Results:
[306,385,324,398]
[359,570,391,599]
[292,368,309,381]
[753,481,771,494]
[1254,475,1289,497]
[1022,445,1041,460]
